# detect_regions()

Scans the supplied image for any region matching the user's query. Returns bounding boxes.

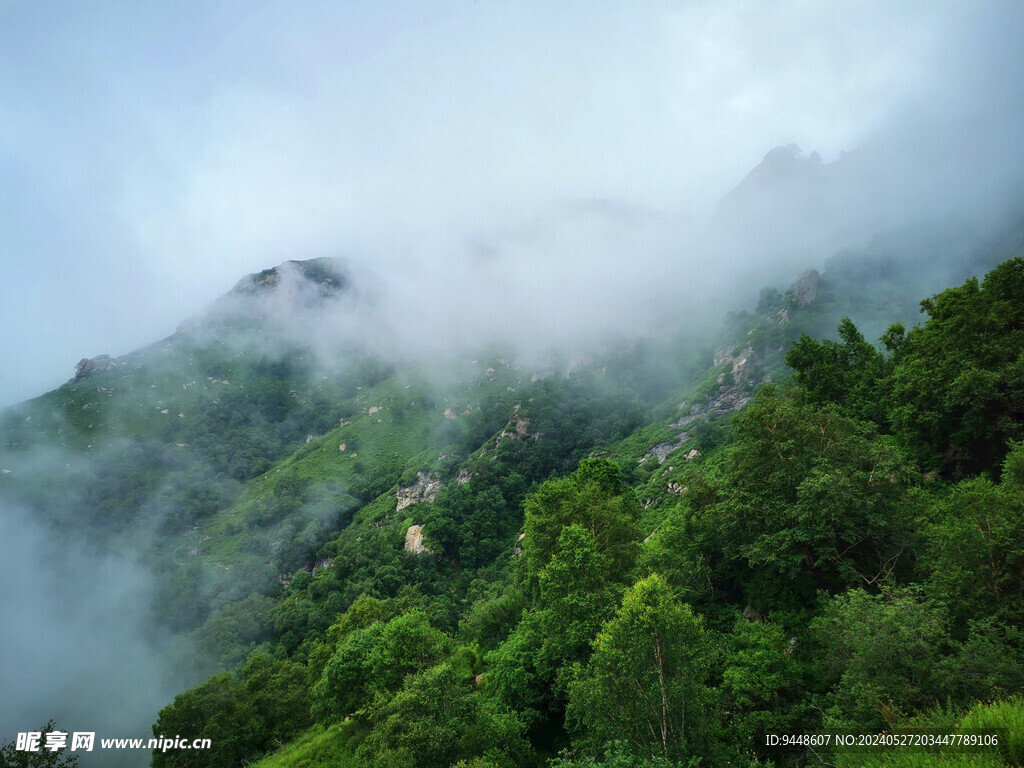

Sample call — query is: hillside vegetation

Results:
[3,253,1024,767]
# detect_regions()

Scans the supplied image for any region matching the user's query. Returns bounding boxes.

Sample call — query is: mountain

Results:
[4,160,1024,768]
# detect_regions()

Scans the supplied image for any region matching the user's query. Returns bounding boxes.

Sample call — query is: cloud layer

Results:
[1,1,1022,404]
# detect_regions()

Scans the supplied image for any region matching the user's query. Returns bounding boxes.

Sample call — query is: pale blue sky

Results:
[1,1,1022,405]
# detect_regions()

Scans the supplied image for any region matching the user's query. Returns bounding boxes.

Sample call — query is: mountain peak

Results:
[718,144,826,215]
[176,257,352,338]
[228,257,348,300]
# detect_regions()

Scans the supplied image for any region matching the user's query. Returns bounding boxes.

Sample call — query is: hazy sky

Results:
[1,1,1022,405]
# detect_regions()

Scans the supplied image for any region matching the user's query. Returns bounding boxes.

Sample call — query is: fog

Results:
[0,504,189,767]
[2,2,1024,764]
[3,1,1023,405]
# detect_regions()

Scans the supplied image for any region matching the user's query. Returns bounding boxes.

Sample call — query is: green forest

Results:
[4,255,1024,767]
[156,257,1024,767]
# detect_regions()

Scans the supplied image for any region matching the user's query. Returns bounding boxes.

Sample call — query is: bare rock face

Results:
[675,345,760,429]
[639,434,689,465]
[396,471,441,512]
[72,355,118,381]
[729,346,755,379]
[404,524,430,554]
[712,345,756,380]
[787,269,820,307]
[496,410,533,443]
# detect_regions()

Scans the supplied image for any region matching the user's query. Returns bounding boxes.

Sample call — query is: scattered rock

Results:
[444,408,457,420]
[338,443,347,452]
[667,482,686,496]
[368,406,381,415]
[457,468,472,484]
[685,449,701,461]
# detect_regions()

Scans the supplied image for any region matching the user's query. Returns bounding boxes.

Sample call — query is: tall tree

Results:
[566,575,716,763]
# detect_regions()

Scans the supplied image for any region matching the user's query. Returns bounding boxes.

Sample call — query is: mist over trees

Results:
[3,4,1024,768]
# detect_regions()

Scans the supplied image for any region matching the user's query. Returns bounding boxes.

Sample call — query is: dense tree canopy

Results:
[888,257,1024,476]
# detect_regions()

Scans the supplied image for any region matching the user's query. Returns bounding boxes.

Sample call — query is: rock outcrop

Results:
[404,524,430,554]
[639,436,688,465]
[787,269,820,307]
[396,472,441,512]
[72,354,118,381]
[674,345,760,429]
